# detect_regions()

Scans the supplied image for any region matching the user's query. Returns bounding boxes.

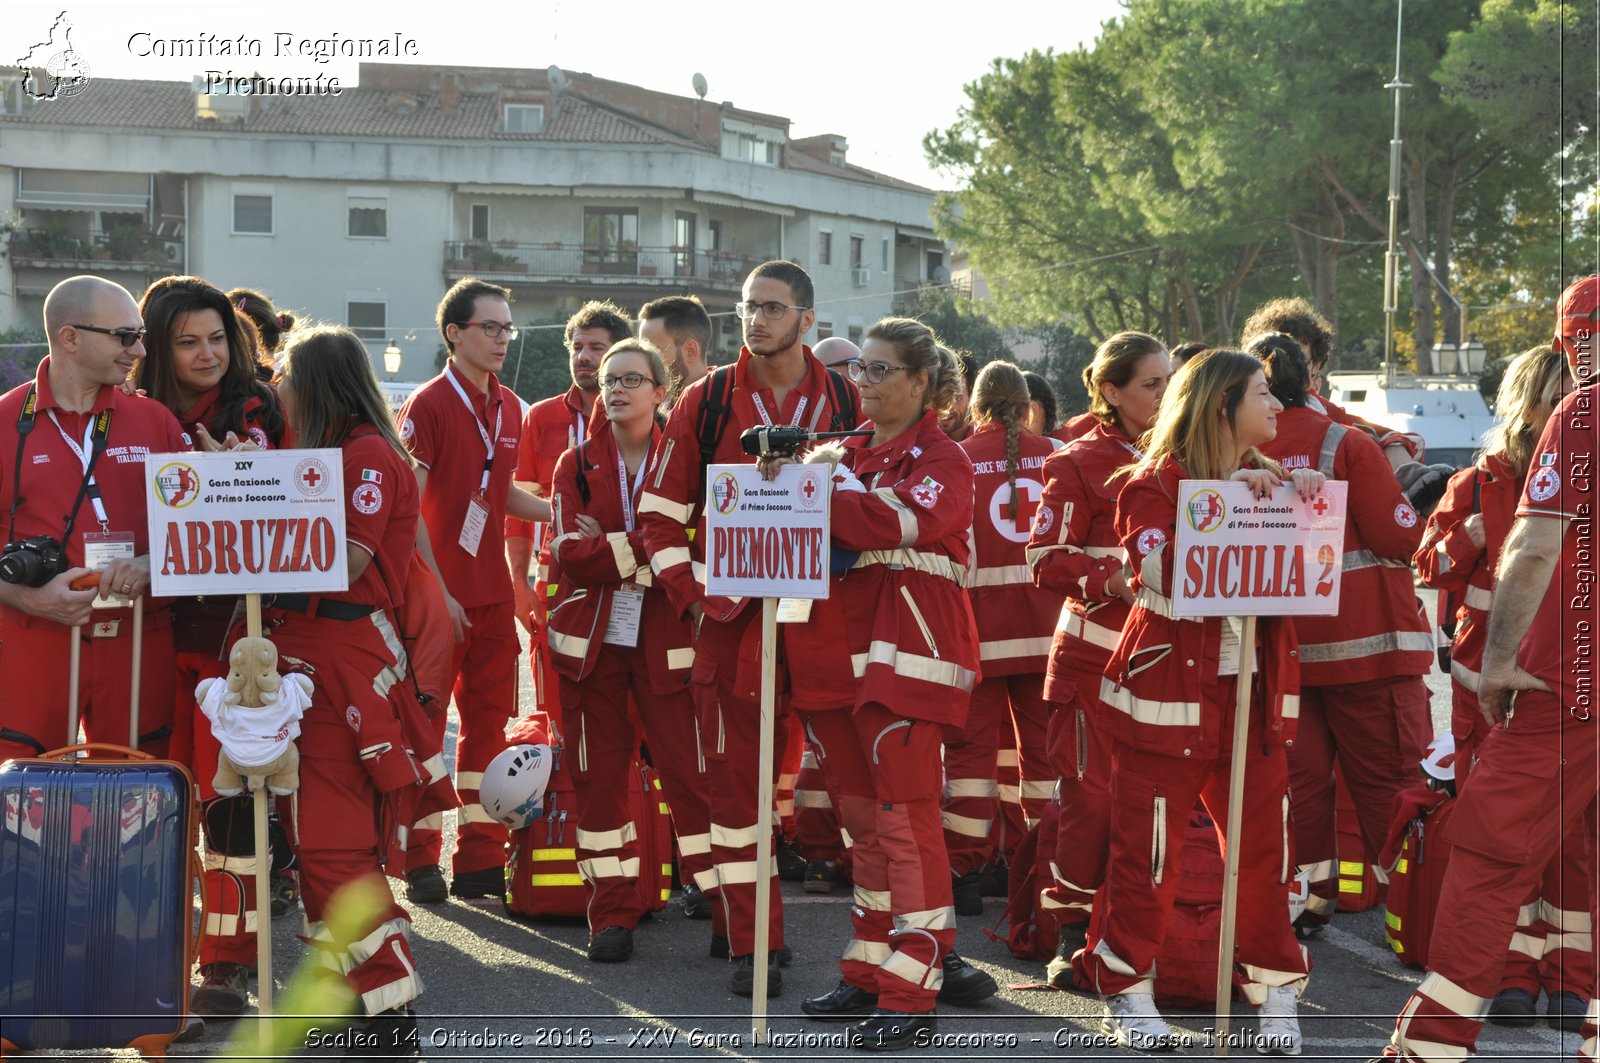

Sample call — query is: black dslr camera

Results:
[0,535,66,587]
[740,425,871,459]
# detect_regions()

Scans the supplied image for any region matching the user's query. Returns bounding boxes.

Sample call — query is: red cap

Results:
[1555,275,1600,367]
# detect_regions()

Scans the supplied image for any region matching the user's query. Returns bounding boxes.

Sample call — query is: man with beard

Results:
[639,261,857,997]
[639,295,712,405]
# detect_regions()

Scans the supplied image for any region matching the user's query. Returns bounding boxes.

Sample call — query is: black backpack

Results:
[689,365,858,502]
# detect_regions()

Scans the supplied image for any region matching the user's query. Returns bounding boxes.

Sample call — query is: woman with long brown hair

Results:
[1026,330,1169,984]
[1081,350,1320,1054]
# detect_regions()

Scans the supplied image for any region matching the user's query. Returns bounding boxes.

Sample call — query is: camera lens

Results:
[0,550,39,586]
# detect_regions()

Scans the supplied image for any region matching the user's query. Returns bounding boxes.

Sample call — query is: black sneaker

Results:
[802,981,879,1022]
[173,1014,206,1044]
[710,934,793,964]
[951,870,983,916]
[448,865,505,900]
[405,864,448,905]
[846,1009,936,1051]
[270,871,300,918]
[1487,986,1537,1027]
[730,953,783,998]
[1292,909,1327,939]
[680,882,713,920]
[777,837,807,881]
[192,962,250,1017]
[936,950,998,1006]
[343,1006,420,1058]
[1547,990,1587,1032]
[587,926,635,963]
[805,859,838,894]
[1048,921,1088,989]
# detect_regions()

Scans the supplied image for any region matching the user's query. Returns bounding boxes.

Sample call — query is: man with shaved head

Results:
[811,335,861,369]
[0,275,190,762]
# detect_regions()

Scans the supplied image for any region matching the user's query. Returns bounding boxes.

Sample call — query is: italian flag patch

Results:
[361,468,383,484]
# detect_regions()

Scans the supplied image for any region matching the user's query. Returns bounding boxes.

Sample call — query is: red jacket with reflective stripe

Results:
[1028,422,1142,694]
[959,422,1063,675]
[1414,455,1518,687]
[1101,456,1300,759]
[783,411,980,725]
[1257,406,1430,685]
[546,423,694,694]
[637,347,857,624]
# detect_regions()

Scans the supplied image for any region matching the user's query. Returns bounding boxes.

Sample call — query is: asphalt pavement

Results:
[149,604,1579,1061]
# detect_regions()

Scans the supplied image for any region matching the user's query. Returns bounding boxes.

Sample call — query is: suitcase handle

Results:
[42,742,155,761]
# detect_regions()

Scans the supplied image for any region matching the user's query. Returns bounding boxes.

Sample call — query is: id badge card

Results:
[83,531,135,609]
[1218,616,1243,677]
[459,495,489,557]
[777,598,814,623]
[604,586,645,647]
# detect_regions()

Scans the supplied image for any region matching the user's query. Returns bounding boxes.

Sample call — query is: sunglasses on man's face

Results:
[72,324,147,348]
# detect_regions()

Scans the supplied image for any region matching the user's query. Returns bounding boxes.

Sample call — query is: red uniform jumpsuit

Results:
[514,384,600,724]
[0,360,186,761]
[545,423,712,937]
[1026,421,1142,934]
[784,410,980,1012]
[637,346,856,960]
[1415,456,1595,1015]
[944,424,1061,873]
[160,387,288,971]
[1258,406,1432,922]
[1387,386,1599,1062]
[1080,456,1309,1005]
[1051,412,1098,446]
[253,426,427,1014]
[398,364,522,876]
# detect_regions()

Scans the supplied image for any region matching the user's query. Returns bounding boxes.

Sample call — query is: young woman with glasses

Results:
[544,338,712,966]
[780,317,994,1050]
[1081,349,1320,1055]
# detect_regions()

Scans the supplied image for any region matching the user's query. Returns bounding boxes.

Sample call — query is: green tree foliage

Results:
[904,286,1015,371]
[928,0,1583,369]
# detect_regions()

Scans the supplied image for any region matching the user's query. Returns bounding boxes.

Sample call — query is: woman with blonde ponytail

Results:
[943,361,1064,915]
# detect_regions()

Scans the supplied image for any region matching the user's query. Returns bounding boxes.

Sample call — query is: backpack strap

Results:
[574,440,591,506]
[692,366,735,502]
[1316,421,1349,478]
[824,366,859,431]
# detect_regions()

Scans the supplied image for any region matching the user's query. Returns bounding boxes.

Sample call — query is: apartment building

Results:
[0,64,946,382]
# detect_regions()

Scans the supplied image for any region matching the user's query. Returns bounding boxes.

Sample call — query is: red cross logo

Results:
[802,478,816,503]
[1312,496,1329,517]
[1014,493,1041,535]
[302,467,322,489]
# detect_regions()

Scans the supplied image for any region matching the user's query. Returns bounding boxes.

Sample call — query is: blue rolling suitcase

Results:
[0,600,201,1059]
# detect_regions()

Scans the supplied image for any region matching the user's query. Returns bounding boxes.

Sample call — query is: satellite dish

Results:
[547,65,569,92]
[932,265,952,286]
[692,72,708,99]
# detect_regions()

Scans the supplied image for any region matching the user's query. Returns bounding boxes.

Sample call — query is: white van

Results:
[1324,371,1498,469]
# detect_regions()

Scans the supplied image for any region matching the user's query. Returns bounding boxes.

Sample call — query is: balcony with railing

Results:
[9,224,181,271]
[442,241,765,292]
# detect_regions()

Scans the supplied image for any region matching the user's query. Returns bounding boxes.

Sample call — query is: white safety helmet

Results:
[479,743,554,830]
[1286,868,1311,924]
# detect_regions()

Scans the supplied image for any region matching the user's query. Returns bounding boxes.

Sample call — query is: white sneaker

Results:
[1102,992,1180,1052]
[1255,983,1303,1055]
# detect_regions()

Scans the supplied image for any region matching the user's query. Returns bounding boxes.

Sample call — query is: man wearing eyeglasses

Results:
[0,275,190,763]
[397,278,552,904]
[639,260,860,997]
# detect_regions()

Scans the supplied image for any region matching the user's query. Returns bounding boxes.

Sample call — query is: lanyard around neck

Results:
[445,369,503,493]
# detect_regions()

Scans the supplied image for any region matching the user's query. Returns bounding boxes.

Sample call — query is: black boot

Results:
[1047,921,1088,989]
[801,981,878,1022]
[936,950,998,1006]
[847,1009,936,1051]
[951,870,983,916]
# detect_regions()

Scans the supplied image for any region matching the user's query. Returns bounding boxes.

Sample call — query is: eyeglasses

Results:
[734,300,809,322]
[601,372,660,391]
[458,321,519,341]
[72,324,146,348]
[845,359,916,385]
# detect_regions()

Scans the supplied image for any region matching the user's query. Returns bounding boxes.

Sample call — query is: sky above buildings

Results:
[7,0,1121,190]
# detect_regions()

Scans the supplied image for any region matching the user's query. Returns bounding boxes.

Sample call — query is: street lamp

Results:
[383,339,402,379]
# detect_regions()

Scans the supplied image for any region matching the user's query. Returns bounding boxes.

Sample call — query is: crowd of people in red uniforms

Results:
[2,263,1595,1060]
